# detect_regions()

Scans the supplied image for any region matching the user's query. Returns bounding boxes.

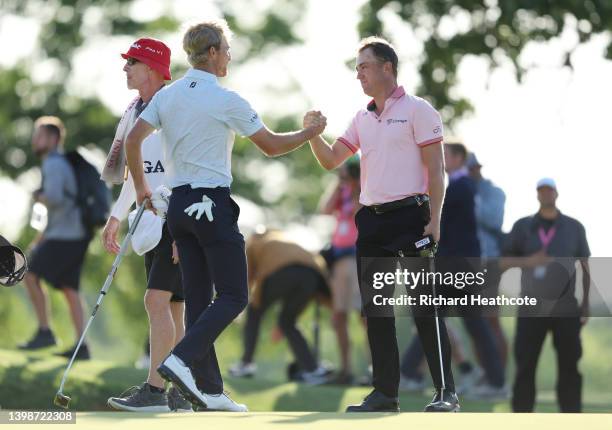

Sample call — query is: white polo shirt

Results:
[140,68,264,189]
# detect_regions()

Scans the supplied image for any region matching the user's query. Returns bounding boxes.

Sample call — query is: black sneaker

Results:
[346,389,400,412]
[424,390,460,412]
[18,329,56,350]
[168,385,192,412]
[107,383,170,412]
[55,343,90,360]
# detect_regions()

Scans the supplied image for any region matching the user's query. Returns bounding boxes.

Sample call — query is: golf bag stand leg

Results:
[54,200,149,408]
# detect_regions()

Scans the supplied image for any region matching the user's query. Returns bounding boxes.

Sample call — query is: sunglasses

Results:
[126,58,140,66]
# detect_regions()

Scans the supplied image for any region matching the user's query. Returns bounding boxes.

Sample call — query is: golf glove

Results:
[185,195,215,221]
[151,185,171,219]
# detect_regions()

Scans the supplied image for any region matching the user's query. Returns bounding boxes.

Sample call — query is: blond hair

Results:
[34,116,66,146]
[183,20,232,67]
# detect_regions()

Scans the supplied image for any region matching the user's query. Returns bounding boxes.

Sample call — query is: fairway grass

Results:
[1,348,611,414]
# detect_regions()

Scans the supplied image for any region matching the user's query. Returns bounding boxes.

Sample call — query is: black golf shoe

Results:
[18,328,56,350]
[55,343,90,360]
[424,390,460,412]
[168,385,193,412]
[108,383,170,412]
[346,390,400,412]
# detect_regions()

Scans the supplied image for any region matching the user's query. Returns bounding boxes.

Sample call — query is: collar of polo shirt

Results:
[185,68,218,83]
[367,86,406,112]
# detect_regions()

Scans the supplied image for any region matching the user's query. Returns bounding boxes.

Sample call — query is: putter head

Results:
[54,392,71,409]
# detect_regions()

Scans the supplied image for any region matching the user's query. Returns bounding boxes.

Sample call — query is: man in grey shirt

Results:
[19,116,91,360]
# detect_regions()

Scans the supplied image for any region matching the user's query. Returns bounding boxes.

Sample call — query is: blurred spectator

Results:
[467,153,506,257]
[437,142,480,256]
[19,116,92,359]
[319,156,365,384]
[229,229,332,385]
[467,152,509,374]
[502,178,591,412]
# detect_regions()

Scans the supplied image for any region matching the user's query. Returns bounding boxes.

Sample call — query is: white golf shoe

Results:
[157,354,208,409]
[200,391,248,412]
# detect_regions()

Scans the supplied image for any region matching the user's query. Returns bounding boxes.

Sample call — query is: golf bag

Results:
[65,150,111,234]
[0,235,27,287]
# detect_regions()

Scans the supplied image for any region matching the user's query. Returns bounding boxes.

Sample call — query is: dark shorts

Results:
[29,238,90,290]
[145,223,184,302]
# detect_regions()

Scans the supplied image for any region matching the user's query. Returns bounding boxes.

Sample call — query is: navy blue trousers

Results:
[167,186,248,394]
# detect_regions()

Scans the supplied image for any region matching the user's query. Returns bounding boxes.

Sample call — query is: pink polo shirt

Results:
[337,86,443,206]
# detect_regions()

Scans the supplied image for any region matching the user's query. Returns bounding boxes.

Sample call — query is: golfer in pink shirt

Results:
[306,36,458,412]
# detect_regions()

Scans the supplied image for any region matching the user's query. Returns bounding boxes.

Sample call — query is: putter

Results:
[419,237,447,398]
[430,256,446,397]
[403,236,446,397]
[54,200,149,409]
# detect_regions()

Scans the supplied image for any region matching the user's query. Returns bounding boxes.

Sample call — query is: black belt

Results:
[367,194,429,215]
[172,185,230,193]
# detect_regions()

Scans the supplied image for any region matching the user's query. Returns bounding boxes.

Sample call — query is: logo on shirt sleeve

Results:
[189,82,197,88]
[250,112,259,123]
[433,126,441,134]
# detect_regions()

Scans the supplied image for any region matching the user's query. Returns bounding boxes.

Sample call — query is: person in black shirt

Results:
[502,178,591,412]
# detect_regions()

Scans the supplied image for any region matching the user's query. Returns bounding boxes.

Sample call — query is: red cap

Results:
[121,38,171,80]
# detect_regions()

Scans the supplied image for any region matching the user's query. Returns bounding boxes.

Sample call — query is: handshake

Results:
[303,110,327,139]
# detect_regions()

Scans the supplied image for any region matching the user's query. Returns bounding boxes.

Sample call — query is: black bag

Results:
[0,235,27,287]
[65,150,111,234]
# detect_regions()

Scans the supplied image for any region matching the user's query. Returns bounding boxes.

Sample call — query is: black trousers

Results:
[167,186,248,394]
[355,203,455,398]
[512,317,582,412]
[242,264,320,372]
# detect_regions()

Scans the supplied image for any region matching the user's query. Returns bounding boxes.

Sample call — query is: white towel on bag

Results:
[101,96,140,185]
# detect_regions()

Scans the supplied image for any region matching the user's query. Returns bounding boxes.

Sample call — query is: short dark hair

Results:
[34,116,65,146]
[445,142,468,161]
[358,37,398,77]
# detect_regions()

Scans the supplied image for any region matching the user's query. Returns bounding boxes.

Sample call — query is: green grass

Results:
[1,341,611,413]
